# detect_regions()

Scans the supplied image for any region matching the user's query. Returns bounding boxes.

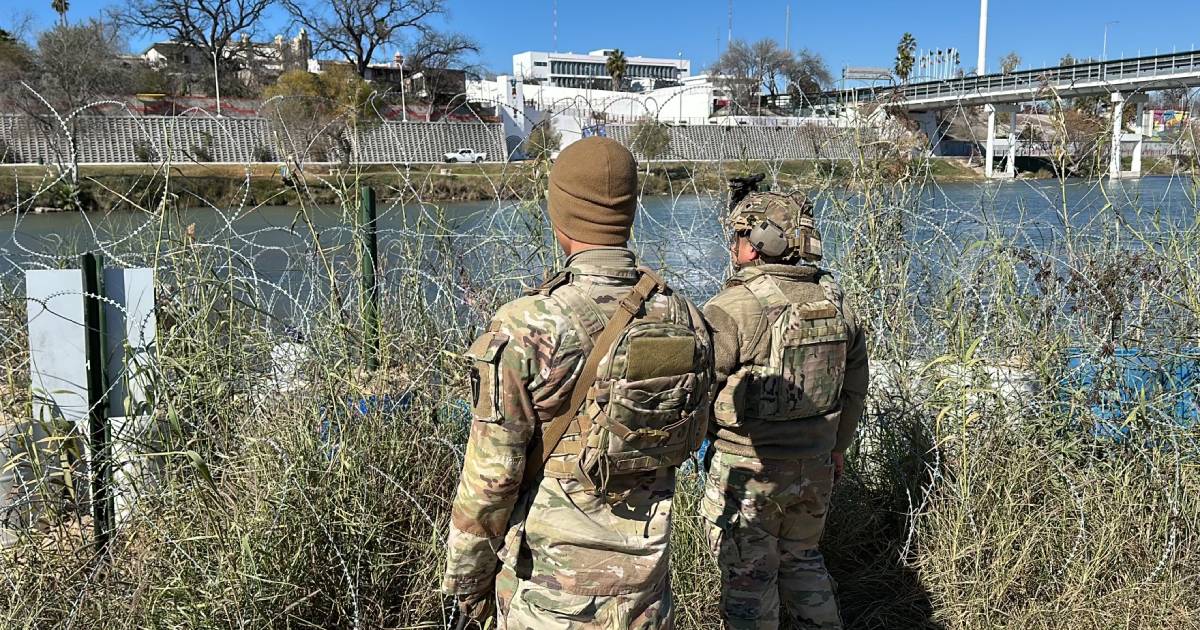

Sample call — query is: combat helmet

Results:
[726,175,822,263]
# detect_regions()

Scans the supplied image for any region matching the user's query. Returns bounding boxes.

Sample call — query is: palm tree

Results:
[605,49,627,92]
[895,33,917,83]
[51,0,69,26]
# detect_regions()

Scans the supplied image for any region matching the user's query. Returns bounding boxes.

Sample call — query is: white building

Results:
[512,49,690,91]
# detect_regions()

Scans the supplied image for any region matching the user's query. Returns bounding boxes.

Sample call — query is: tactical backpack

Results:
[714,268,849,425]
[524,269,712,502]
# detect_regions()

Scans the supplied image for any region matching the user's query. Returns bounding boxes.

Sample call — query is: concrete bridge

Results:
[824,50,1200,178]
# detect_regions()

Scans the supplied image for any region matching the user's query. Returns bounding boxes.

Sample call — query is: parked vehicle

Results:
[444,148,486,163]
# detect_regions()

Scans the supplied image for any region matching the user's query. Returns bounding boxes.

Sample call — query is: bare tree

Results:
[28,20,130,114]
[280,0,465,78]
[711,40,758,113]
[404,30,479,114]
[629,117,671,161]
[116,0,273,72]
[786,49,832,103]
[0,27,32,85]
[8,20,132,195]
[712,38,830,114]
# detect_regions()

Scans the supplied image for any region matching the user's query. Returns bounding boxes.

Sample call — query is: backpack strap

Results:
[523,271,665,486]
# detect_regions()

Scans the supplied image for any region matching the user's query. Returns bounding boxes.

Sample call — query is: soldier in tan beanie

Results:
[444,135,715,629]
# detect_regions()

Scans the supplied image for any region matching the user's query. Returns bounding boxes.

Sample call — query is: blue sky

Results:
[8,0,1200,78]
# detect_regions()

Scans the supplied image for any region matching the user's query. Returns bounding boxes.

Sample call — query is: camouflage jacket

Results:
[442,247,712,597]
[703,263,869,460]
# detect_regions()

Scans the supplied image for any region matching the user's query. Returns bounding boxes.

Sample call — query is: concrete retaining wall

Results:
[0,115,507,165]
[606,123,870,161]
[0,114,877,165]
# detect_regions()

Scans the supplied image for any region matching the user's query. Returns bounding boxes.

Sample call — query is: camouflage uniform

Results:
[442,247,711,629]
[702,193,869,630]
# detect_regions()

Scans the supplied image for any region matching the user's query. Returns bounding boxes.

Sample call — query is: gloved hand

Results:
[452,589,495,629]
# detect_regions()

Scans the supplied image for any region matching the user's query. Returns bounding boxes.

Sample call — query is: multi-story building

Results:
[512,49,690,91]
[142,29,313,89]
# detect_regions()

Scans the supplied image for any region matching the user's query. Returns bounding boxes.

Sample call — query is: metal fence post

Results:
[81,253,113,551]
[359,186,380,371]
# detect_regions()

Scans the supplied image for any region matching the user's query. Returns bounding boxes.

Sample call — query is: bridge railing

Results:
[829,50,1200,105]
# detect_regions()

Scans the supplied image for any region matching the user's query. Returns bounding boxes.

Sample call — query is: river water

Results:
[2,176,1197,319]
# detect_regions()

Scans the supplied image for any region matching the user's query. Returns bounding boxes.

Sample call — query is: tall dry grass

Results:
[1,109,1198,630]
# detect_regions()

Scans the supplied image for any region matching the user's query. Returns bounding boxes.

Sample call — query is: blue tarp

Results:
[1063,348,1199,441]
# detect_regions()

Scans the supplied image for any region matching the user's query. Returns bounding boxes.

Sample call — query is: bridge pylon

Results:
[984,103,1019,178]
[1110,91,1149,179]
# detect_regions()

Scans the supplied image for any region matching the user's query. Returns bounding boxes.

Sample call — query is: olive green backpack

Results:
[525,270,713,502]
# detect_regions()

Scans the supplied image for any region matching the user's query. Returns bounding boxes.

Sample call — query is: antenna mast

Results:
[727,0,733,49]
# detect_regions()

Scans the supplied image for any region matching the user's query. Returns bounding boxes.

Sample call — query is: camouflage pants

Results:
[494,565,673,630]
[701,451,841,630]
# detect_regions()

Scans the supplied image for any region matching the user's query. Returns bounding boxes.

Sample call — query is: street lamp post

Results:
[977,0,988,75]
[212,50,222,117]
[397,54,408,122]
[678,51,683,122]
[1103,21,1119,61]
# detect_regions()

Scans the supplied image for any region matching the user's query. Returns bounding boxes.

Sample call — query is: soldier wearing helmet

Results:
[701,176,870,629]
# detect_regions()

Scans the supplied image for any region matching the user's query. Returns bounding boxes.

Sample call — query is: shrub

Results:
[629,117,672,161]
[522,120,560,161]
[0,138,20,164]
[133,140,158,163]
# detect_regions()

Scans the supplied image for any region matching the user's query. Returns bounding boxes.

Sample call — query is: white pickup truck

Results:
[443,148,486,163]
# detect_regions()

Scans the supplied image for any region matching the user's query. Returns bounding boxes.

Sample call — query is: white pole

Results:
[1110,91,1124,178]
[213,50,222,117]
[678,51,684,121]
[985,104,996,176]
[1103,22,1118,61]
[1132,100,1144,176]
[784,3,791,52]
[399,58,408,122]
[1007,105,1018,177]
[977,0,988,75]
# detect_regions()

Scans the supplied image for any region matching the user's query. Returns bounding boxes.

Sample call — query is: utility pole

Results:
[553,0,558,52]
[977,0,988,75]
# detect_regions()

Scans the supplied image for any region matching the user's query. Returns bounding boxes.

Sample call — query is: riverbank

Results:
[0,159,985,212]
[5,158,1192,213]
[4,166,1196,628]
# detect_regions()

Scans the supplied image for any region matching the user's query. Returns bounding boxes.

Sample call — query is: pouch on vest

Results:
[542,276,712,502]
[725,275,849,423]
[465,330,509,422]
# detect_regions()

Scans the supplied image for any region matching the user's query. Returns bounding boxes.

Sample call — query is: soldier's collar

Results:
[563,247,640,279]
[730,263,821,285]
